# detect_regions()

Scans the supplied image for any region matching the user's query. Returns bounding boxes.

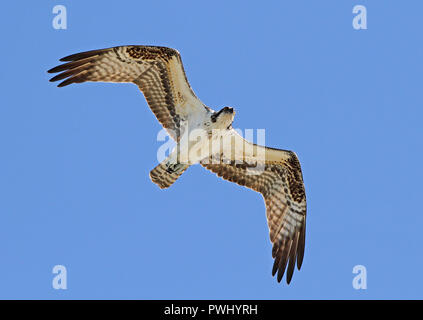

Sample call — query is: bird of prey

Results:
[48,45,307,284]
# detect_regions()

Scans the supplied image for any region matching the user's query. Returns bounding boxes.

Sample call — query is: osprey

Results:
[48,45,307,284]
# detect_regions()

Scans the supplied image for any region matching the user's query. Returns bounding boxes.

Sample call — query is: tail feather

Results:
[149,161,190,189]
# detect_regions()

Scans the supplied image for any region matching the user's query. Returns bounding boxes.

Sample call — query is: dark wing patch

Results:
[201,151,307,284]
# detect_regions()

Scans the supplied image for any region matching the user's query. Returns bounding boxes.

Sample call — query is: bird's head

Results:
[211,106,236,129]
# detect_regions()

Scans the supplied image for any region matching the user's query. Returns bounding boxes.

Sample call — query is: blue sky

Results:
[1,1,422,299]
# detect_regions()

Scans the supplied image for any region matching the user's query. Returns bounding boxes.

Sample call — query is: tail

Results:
[149,158,190,189]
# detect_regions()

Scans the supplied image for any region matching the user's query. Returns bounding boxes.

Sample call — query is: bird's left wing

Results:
[201,130,307,284]
[48,45,208,140]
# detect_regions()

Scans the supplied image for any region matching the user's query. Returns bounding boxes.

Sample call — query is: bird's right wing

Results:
[48,45,209,140]
[201,130,307,284]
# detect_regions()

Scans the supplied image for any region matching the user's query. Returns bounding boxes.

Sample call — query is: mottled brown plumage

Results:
[48,45,204,140]
[202,150,306,284]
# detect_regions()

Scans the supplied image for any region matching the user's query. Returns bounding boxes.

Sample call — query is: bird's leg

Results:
[164,149,185,174]
[165,162,185,174]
